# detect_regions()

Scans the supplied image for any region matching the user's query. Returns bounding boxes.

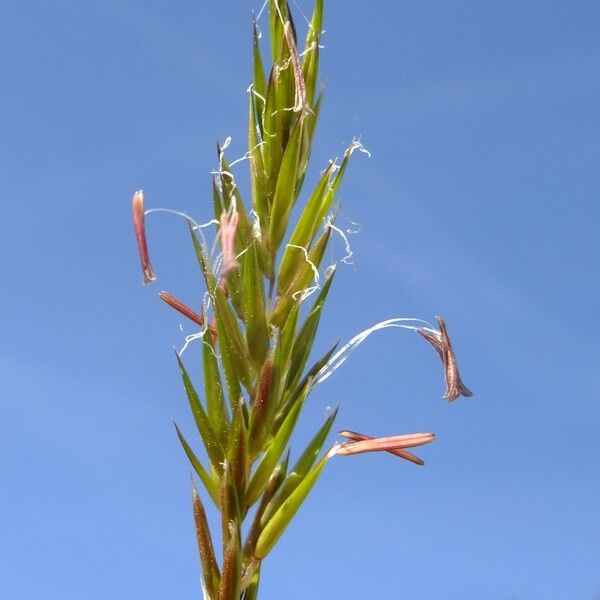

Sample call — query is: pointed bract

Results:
[192,481,221,599]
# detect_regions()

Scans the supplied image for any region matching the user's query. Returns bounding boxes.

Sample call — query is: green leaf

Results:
[275,302,299,392]
[174,424,219,506]
[270,226,332,329]
[276,162,334,292]
[291,95,323,215]
[250,303,300,451]
[190,224,217,294]
[287,268,335,391]
[248,95,269,235]
[291,407,337,482]
[262,68,283,199]
[260,408,337,528]
[269,0,289,63]
[191,481,221,599]
[246,392,304,506]
[277,138,355,297]
[252,20,268,105]
[256,236,274,282]
[216,325,241,415]
[243,454,289,557]
[218,151,252,251]
[304,0,323,53]
[273,16,298,148]
[314,140,356,228]
[202,336,229,447]
[294,109,314,194]
[273,39,296,150]
[287,224,331,297]
[175,354,224,470]
[268,118,304,255]
[305,92,323,157]
[265,5,299,179]
[243,242,269,369]
[214,284,253,397]
[302,0,323,107]
[254,450,330,559]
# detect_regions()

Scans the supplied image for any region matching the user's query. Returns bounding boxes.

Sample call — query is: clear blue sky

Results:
[2,1,599,598]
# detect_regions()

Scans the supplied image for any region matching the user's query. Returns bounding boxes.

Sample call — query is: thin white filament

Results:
[255,0,268,22]
[179,331,205,355]
[291,0,311,27]
[144,208,218,249]
[326,218,354,264]
[228,140,265,168]
[248,84,266,105]
[286,243,321,302]
[349,137,372,158]
[218,136,232,161]
[314,318,434,385]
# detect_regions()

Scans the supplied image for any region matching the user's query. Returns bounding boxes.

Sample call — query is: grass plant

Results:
[132,2,472,597]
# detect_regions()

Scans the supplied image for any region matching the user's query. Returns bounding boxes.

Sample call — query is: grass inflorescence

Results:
[132,1,472,597]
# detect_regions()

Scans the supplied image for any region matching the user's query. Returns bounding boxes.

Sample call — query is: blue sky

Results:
[2,1,599,598]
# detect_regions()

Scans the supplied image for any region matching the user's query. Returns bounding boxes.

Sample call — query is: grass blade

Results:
[276,162,334,292]
[270,225,332,329]
[214,284,253,396]
[254,450,331,559]
[286,268,335,391]
[302,0,323,106]
[246,393,304,506]
[243,455,289,558]
[175,353,224,471]
[190,225,217,294]
[174,424,219,505]
[202,336,229,447]
[248,94,269,235]
[252,19,267,104]
[243,242,269,369]
[260,408,337,528]
[268,118,304,256]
